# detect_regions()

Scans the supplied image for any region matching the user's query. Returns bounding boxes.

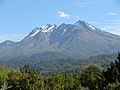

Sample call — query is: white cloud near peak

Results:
[58,11,70,18]
[57,11,81,20]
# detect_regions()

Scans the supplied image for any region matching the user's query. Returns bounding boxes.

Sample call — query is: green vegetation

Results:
[0,53,117,75]
[0,53,120,90]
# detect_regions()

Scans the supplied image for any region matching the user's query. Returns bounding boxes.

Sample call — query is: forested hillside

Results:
[0,53,117,75]
[0,53,120,90]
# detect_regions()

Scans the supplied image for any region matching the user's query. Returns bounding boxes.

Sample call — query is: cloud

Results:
[78,0,114,7]
[0,34,26,43]
[79,0,100,4]
[57,11,81,20]
[78,0,100,7]
[57,11,70,18]
[107,12,119,16]
[89,12,119,21]
[100,20,120,35]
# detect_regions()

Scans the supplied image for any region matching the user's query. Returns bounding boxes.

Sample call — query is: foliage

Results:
[0,53,117,75]
[80,64,104,90]
[103,52,120,89]
[106,81,120,90]
[0,53,120,90]
[0,66,8,89]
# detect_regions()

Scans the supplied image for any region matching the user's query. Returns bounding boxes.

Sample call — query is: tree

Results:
[103,52,120,89]
[19,65,44,90]
[7,70,21,90]
[80,64,103,90]
[0,66,8,89]
[106,81,120,90]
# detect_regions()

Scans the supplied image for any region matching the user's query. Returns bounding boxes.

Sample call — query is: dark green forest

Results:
[0,53,117,75]
[0,53,120,90]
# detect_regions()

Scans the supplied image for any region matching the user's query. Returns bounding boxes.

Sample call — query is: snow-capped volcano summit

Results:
[0,20,120,60]
[29,24,57,37]
[74,20,86,26]
[75,20,96,30]
[41,24,57,33]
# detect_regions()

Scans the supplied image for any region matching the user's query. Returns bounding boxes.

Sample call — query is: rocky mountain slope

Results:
[0,20,120,60]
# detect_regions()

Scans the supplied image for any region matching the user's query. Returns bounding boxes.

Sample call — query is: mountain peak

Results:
[1,20,120,60]
[29,24,57,37]
[75,20,96,30]
[29,28,40,37]
[41,24,57,33]
[3,40,14,43]
[0,40,15,46]
[74,20,86,25]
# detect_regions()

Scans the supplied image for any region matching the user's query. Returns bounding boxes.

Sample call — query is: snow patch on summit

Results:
[88,24,95,30]
[75,20,96,30]
[30,30,40,37]
[61,29,67,35]
[30,24,57,37]
[41,25,49,30]
[42,25,56,33]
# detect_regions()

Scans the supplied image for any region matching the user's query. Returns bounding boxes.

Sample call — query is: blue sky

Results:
[0,0,120,42]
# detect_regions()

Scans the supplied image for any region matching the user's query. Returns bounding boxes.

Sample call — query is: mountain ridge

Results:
[0,20,120,60]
